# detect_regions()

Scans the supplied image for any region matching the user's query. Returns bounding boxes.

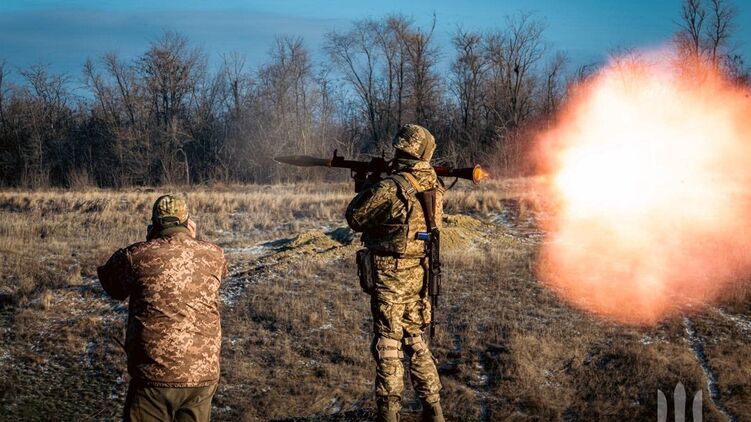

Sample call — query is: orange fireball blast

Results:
[536,51,751,325]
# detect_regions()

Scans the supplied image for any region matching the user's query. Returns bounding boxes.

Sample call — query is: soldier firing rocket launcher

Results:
[274,149,489,189]
[276,148,489,340]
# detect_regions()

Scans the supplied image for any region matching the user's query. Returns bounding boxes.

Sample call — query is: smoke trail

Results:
[535,50,751,325]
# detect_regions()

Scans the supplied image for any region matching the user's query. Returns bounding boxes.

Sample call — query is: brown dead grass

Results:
[0,180,749,421]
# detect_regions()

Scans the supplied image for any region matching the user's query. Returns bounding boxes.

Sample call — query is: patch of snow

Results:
[683,317,737,422]
[223,243,274,256]
[313,323,333,331]
[85,341,96,367]
[327,397,342,413]
[220,276,249,306]
[717,308,751,333]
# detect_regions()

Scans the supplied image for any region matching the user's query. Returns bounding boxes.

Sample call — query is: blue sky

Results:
[1,0,749,85]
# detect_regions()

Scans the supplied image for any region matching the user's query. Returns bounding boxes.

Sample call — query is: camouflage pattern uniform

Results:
[346,124,445,422]
[98,195,227,422]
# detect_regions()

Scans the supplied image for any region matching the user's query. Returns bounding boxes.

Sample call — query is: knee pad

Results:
[373,336,403,360]
[403,335,427,356]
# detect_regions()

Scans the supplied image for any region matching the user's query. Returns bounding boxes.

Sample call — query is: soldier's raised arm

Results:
[97,248,133,301]
[345,179,401,233]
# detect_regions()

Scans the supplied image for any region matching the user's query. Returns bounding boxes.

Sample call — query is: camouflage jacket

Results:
[346,160,444,303]
[346,160,443,259]
[97,232,227,388]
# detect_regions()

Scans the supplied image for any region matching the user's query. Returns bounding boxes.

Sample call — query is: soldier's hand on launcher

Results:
[354,172,380,193]
[353,172,370,193]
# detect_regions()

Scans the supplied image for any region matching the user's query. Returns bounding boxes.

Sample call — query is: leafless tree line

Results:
[675,0,747,81]
[0,3,745,188]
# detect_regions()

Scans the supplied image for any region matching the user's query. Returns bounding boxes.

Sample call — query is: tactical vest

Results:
[363,172,443,258]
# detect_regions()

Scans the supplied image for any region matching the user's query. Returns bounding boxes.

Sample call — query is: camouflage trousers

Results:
[123,381,217,422]
[370,298,442,407]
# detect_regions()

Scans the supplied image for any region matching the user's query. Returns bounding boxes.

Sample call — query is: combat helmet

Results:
[392,124,436,161]
[151,195,189,228]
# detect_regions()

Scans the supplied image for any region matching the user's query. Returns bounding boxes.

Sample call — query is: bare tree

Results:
[326,16,443,155]
[103,53,144,130]
[0,62,8,129]
[449,29,487,163]
[485,12,546,130]
[326,22,380,146]
[675,0,739,76]
[451,30,485,130]
[0,61,16,185]
[138,31,204,184]
[250,36,318,181]
[83,52,153,186]
[221,52,253,118]
[707,0,737,67]
[373,17,406,135]
[677,0,706,60]
[542,51,567,115]
[392,15,441,126]
[16,65,74,187]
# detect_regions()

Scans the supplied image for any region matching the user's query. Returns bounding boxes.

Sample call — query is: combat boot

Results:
[376,396,401,422]
[421,400,445,422]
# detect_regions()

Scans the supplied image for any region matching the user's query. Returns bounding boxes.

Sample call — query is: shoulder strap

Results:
[391,173,416,195]
[390,174,417,217]
[401,172,425,193]
[392,172,428,193]
[392,172,440,231]
[391,172,437,230]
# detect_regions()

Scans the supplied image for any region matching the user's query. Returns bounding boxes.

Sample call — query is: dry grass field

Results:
[0,180,749,421]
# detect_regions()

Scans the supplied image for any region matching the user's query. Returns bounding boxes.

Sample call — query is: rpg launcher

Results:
[274,150,489,188]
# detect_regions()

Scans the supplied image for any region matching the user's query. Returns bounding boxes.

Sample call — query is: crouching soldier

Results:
[346,124,446,422]
[98,195,227,422]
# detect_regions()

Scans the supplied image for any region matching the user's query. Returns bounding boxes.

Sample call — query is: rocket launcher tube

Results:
[274,150,489,184]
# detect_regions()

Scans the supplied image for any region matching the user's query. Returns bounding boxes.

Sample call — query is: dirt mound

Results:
[445,214,484,230]
[265,217,484,254]
[285,230,342,252]
[263,228,357,256]
[442,214,487,250]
